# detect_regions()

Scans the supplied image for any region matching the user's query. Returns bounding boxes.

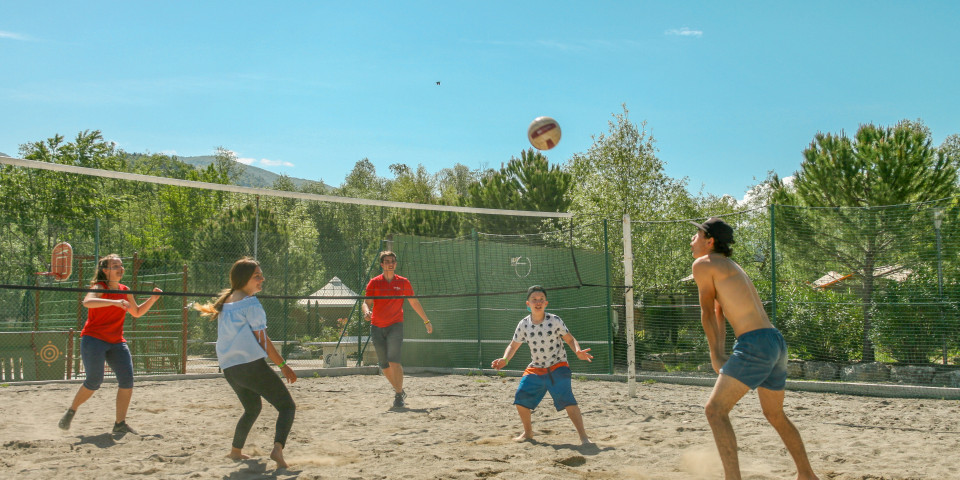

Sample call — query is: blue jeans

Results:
[81,335,134,390]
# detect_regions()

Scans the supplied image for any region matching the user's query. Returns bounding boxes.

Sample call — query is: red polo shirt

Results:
[365,274,414,327]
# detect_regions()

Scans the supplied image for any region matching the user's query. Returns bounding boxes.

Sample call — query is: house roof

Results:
[297,276,361,307]
[813,265,913,289]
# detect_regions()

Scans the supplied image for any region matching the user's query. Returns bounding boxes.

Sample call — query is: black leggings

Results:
[222,358,296,449]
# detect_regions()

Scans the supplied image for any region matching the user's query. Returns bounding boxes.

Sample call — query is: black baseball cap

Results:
[689,217,735,244]
[526,285,547,300]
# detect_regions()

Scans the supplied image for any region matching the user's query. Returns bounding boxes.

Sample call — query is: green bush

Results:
[872,274,959,364]
[776,282,862,362]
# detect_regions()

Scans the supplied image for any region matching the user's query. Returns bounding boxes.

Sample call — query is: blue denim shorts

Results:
[81,335,134,390]
[514,366,578,411]
[720,328,788,391]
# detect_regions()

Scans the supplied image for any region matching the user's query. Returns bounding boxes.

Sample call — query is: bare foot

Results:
[270,443,288,469]
[226,450,250,461]
[513,433,534,443]
[797,474,820,480]
[580,437,594,446]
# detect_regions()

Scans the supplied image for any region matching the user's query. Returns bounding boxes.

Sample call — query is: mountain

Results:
[177,155,330,190]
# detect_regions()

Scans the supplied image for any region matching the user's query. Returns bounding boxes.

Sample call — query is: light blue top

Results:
[216,295,268,370]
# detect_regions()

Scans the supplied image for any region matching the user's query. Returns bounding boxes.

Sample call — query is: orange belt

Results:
[523,362,569,376]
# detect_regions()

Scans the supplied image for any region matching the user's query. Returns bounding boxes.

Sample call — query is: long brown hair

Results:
[194,257,260,320]
[90,254,122,287]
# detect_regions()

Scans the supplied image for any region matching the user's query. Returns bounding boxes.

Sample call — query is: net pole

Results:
[623,214,636,397]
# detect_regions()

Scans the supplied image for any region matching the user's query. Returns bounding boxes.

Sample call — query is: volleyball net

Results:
[0,156,615,380]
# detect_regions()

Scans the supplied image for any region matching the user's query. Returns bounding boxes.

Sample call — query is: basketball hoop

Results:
[37,242,73,281]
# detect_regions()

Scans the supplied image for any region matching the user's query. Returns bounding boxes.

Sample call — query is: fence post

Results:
[254,195,260,261]
[33,274,40,331]
[623,214,636,397]
[281,248,289,356]
[604,219,614,374]
[181,263,188,374]
[67,328,74,379]
[473,229,482,370]
[769,205,777,325]
[94,218,99,265]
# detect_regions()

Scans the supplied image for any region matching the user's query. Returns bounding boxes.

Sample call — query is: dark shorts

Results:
[80,335,134,390]
[514,366,578,411]
[720,327,788,391]
[371,322,404,369]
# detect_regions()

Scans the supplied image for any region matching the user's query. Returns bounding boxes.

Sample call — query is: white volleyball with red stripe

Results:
[527,116,561,151]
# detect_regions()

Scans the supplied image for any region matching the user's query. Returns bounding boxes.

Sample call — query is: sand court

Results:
[1,372,957,479]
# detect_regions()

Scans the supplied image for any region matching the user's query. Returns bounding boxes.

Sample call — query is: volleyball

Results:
[527,116,561,151]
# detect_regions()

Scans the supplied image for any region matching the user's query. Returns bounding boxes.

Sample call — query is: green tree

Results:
[213,147,244,185]
[305,159,388,287]
[941,134,960,176]
[566,105,691,290]
[125,152,232,259]
[463,148,572,235]
[0,130,128,283]
[772,121,958,362]
[383,163,462,238]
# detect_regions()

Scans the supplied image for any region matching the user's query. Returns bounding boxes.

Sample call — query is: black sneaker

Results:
[400,389,407,401]
[112,421,138,436]
[58,409,76,431]
[393,392,405,408]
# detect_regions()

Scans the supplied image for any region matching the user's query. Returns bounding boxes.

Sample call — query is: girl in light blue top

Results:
[196,257,297,470]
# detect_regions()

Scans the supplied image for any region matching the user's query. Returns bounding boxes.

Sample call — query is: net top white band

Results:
[0,156,573,219]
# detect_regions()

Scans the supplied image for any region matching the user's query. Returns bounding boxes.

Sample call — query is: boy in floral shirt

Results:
[491,285,594,444]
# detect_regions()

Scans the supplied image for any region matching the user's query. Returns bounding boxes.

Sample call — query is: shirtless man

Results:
[690,217,819,480]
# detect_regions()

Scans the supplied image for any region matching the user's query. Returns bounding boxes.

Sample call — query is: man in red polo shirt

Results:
[362,251,433,408]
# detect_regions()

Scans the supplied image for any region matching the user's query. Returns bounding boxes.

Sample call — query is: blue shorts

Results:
[80,335,134,390]
[720,328,788,391]
[514,366,577,411]
[371,322,404,369]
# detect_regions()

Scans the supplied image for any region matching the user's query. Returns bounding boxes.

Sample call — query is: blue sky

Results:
[2,1,958,199]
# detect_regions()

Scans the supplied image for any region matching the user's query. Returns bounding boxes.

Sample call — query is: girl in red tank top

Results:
[57,254,162,436]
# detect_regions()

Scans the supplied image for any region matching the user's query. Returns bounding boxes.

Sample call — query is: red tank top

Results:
[81,282,129,343]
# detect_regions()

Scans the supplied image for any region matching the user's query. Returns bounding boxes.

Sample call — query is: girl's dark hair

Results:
[194,257,260,320]
[90,254,122,287]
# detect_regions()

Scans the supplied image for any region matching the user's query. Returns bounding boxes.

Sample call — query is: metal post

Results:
[623,214,636,397]
[603,219,614,374]
[253,195,260,261]
[357,243,364,365]
[769,205,777,325]
[935,208,946,365]
[94,218,100,265]
[281,248,289,357]
[473,229,482,369]
[66,328,74,379]
[181,263,188,374]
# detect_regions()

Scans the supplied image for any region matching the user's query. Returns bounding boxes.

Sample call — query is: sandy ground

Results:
[1,371,958,479]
